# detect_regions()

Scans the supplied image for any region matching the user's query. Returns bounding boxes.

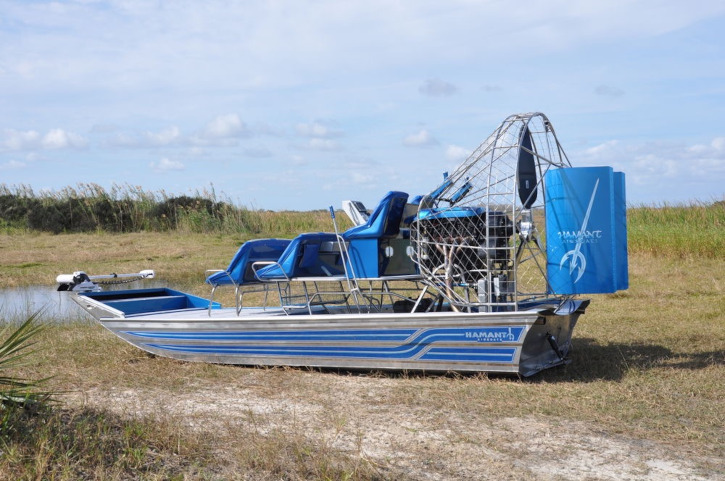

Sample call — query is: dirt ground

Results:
[67,369,720,481]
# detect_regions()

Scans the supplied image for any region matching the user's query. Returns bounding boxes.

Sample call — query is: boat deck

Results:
[123,305,320,321]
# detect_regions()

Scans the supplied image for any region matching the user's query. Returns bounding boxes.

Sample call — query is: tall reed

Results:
[0,183,350,236]
[3,183,722,260]
[627,201,724,258]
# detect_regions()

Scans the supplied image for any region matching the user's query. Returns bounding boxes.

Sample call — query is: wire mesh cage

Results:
[410,112,571,311]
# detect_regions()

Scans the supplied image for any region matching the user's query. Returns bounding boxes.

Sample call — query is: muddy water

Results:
[0,280,168,322]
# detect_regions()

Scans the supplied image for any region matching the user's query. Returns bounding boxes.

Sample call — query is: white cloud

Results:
[6,0,722,93]
[146,126,182,146]
[253,123,286,137]
[342,159,379,169]
[9,2,713,95]
[0,159,26,170]
[711,137,725,151]
[445,144,470,163]
[296,122,343,138]
[185,114,252,147]
[2,128,87,151]
[2,129,41,151]
[202,114,250,139]
[419,79,458,97]
[584,140,621,157]
[632,153,678,179]
[577,136,725,202]
[41,128,87,149]
[0,129,88,150]
[150,157,184,172]
[352,172,375,185]
[108,133,138,148]
[403,129,437,147]
[301,138,342,151]
[109,119,248,149]
[290,155,307,166]
[243,146,273,158]
[109,126,182,148]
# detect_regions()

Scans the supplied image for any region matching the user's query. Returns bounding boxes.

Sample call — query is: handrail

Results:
[330,206,362,312]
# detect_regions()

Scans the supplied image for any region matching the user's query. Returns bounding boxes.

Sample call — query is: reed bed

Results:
[0,183,350,236]
[627,201,724,259]
[3,183,722,258]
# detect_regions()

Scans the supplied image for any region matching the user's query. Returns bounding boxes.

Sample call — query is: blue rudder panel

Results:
[544,167,628,294]
[613,171,628,291]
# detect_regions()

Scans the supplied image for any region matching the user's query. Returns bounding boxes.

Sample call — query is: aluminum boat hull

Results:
[71,288,587,377]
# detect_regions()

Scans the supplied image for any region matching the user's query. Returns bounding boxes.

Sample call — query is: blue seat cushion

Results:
[342,191,408,240]
[206,238,291,285]
[255,232,344,280]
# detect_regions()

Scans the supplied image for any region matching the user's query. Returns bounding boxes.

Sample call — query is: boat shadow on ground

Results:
[531,337,724,383]
[299,338,724,383]
[136,339,723,384]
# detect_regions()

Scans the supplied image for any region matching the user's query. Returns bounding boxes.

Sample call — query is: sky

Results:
[1,0,724,211]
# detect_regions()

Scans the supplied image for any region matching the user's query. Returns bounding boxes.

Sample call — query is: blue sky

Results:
[1,0,724,210]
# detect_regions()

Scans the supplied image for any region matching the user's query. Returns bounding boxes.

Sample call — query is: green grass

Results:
[0,407,210,480]
[627,201,724,258]
[0,316,49,401]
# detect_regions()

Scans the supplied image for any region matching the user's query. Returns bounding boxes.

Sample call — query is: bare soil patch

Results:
[66,368,720,480]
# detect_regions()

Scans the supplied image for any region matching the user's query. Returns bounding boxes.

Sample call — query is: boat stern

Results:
[518,299,590,376]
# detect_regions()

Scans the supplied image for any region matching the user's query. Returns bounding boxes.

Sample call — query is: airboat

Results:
[57,112,628,376]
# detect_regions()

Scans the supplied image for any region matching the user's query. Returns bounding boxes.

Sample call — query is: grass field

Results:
[0,204,723,480]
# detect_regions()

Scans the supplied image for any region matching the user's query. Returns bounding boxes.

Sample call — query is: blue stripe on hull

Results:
[126,326,527,364]
[123,326,526,344]
[145,343,518,363]
[420,347,517,363]
[125,328,418,342]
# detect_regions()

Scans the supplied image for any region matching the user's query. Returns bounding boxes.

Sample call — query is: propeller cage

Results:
[409,113,571,311]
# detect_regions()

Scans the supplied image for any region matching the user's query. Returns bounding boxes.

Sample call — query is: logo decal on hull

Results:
[465,327,516,342]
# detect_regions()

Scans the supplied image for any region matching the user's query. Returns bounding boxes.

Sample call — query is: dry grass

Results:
[0,232,245,289]
[0,227,723,479]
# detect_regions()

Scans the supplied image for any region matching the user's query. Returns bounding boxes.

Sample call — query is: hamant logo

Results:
[465,327,516,342]
[559,178,600,283]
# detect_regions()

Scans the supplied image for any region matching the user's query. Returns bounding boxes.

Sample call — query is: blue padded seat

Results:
[254,232,344,280]
[341,191,412,278]
[205,238,291,314]
[206,238,292,287]
[342,191,409,241]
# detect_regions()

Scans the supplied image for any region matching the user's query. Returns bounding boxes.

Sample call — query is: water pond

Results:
[0,280,169,323]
